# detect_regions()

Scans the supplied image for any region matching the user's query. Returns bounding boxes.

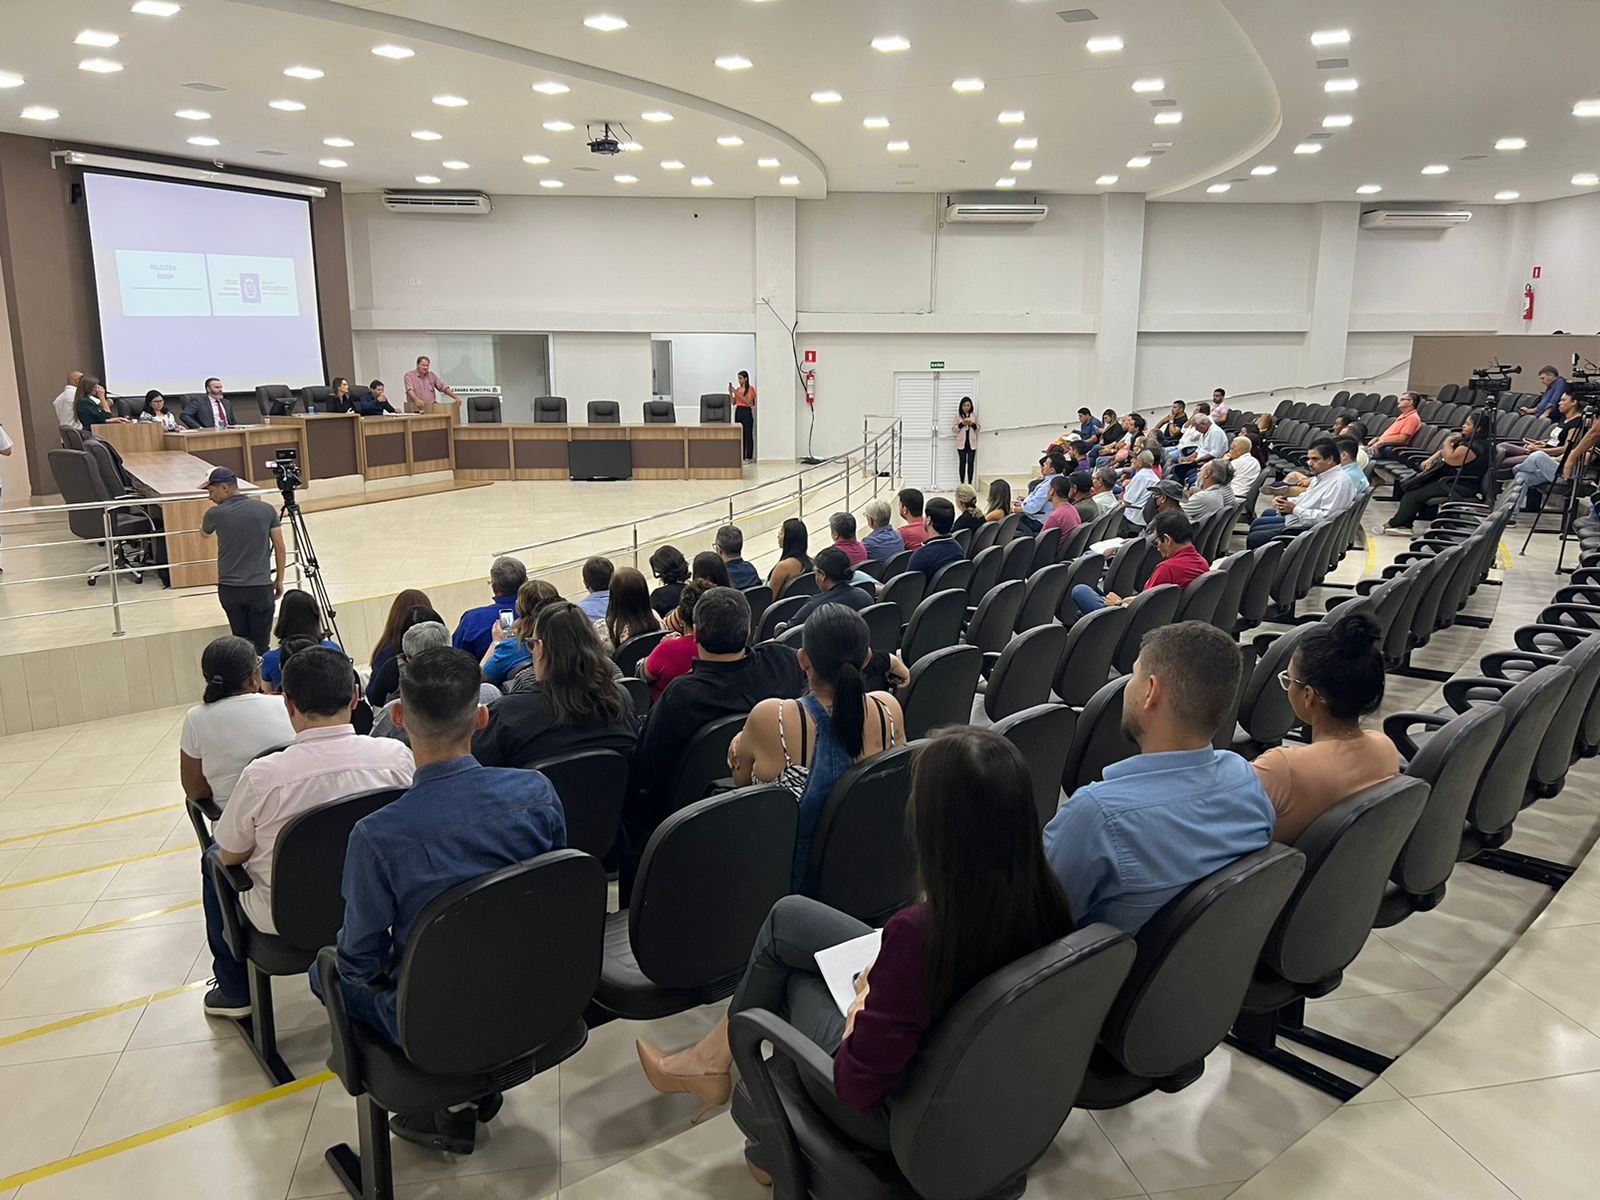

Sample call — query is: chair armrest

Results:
[1572,567,1600,588]
[1554,586,1600,608]
[1480,650,1558,680]
[202,849,253,961]
[316,946,366,1096]
[185,795,221,851]
[1250,630,1282,657]
[1437,502,1490,516]
[980,650,1002,679]
[729,1009,834,1195]
[1353,578,1382,596]
[1382,710,1451,760]
[1539,603,1600,630]
[1442,675,1513,712]
[1515,624,1594,654]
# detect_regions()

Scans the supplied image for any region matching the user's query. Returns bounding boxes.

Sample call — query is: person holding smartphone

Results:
[952,396,979,484]
[730,369,757,462]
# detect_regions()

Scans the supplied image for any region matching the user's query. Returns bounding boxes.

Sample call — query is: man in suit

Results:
[181,378,240,429]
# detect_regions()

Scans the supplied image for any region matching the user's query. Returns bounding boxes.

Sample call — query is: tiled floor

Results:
[0,488,1594,1198]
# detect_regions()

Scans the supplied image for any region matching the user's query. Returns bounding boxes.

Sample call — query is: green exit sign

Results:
[930,361,945,370]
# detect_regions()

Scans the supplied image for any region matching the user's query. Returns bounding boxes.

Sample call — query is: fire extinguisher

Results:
[803,368,817,407]
[1523,283,1536,322]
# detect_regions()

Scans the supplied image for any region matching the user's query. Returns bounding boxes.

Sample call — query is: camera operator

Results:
[200,466,286,653]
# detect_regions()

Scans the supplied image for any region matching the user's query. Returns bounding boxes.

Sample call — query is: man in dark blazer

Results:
[180,378,241,429]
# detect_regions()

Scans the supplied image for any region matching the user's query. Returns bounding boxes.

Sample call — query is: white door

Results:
[894,372,937,488]
[935,372,979,490]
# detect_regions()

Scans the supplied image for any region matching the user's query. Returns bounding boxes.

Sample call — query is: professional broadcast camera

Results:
[1469,360,1521,396]
[266,447,303,498]
[1569,359,1600,414]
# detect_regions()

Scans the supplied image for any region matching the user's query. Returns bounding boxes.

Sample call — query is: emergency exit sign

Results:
[930,360,945,370]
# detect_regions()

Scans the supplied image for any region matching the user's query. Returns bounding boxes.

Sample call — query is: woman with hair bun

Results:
[1252,611,1399,843]
[179,635,294,807]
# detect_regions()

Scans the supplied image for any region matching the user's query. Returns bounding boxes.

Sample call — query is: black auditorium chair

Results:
[255,384,295,417]
[1225,777,1430,1100]
[642,399,675,423]
[779,572,820,600]
[1174,567,1228,627]
[806,744,920,924]
[756,595,807,643]
[899,644,982,739]
[1206,550,1255,635]
[969,520,1003,556]
[964,544,1004,607]
[619,676,651,720]
[860,601,902,655]
[209,787,407,1084]
[315,851,605,1200]
[877,571,924,626]
[928,556,974,597]
[1507,621,1600,757]
[589,787,796,1025]
[1015,563,1072,633]
[525,750,629,860]
[700,393,731,423]
[534,396,568,423]
[467,394,503,423]
[587,400,621,423]
[1475,633,1600,798]
[730,926,1135,1200]
[1031,527,1061,571]
[879,547,915,581]
[1061,676,1139,793]
[900,589,967,666]
[614,628,670,678]
[982,623,1067,723]
[997,534,1036,585]
[964,578,1025,660]
[741,584,773,634]
[659,714,749,822]
[1059,553,1113,624]
[1111,585,1182,676]
[1231,622,1317,757]
[1102,539,1154,599]
[1077,844,1305,1109]
[1235,538,1289,633]
[992,703,1076,826]
[1053,604,1129,707]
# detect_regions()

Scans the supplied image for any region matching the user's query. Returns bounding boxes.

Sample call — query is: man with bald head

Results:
[52,370,84,427]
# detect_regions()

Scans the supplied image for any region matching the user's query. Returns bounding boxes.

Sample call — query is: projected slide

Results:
[83,172,327,395]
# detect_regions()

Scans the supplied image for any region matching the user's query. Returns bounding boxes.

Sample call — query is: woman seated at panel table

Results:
[138,390,181,431]
[260,589,342,691]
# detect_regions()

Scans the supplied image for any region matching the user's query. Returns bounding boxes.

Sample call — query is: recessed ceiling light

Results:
[614,173,638,183]
[1086,35,1124,52]
[414,174,440,184]
[1575,100,1600,118]
[1495,137,1527,151]
[412,129,443,140]
[1206,183,1231,194]
[619,140,643,152]
[998,110,1026,124]
[131,1,181,14]
[1094,175,1117,186]
[522,154,550,164]
[1153,141,1174,148]
[660,159,684,170]
[442,160,469,170]
[1494,190,1519,200]
[268,98,305,111]
[757,156,780,168]
[540,178,565,188]
[1011,159,1033,171]
[1250,164,1278,176]
[1132,78,1164,93]
[1356,184,1382,194]
[640,110,673,122]
[318,158,347,169]
[1310,29,1351,46]
[583,14,629,32]
[323,136,353,147]
[283,65,324,80]
[76,30,121,48]
[186,135,219,147]
[691,176,713,187]
[810,90,843,103]
[1153,111,1182,125]
[1294,142,1322,154]
[433,94,468,107]
[779,175,800,186]
[996,177,1018,188]
[951,78,985,93]
[1127,155,1152,168]
[79,58,124,73]
[543,120,574,132]
[884,140,909,153]
[531,80,570,95]
[1014,137,1038,151]
[714,54,752,70]
[174,108,210,120]
[20,106,58,120]
[1324,78,1358,92]
[1322,114,1354,128]
[863,116,890,129]
[1574,173,1600,186]
[871,35,911,52]
[1421,163,1449,174]
[717,135,744,146]
[0,72,22,89]
[371,44,414,59]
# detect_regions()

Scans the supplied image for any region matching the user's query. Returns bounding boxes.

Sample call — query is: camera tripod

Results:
[278,482,343,647]
[1517,417,1596,576]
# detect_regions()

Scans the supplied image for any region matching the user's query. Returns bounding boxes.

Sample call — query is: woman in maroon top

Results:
[641,579,711,699]
[636,727,1074,1161]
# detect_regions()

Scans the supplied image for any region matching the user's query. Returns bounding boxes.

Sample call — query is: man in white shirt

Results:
[1246,438,1355,548]
[51,370,83,427]
[1172,411,1229,485]
[203,646,414,1019]
[1226,435,1262,500]
[1121,451,1160,534]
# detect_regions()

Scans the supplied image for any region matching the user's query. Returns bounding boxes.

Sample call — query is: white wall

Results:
[1350,206,1506,328]
[550,332,652,411]
[651,332,756,411]
[1526,193,1600,335]
[1141,204,1316,319]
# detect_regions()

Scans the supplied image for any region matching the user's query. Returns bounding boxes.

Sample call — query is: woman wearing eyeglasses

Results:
[1252,611,1398,843]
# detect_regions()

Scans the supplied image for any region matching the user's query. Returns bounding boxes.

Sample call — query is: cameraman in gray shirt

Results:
[199,467,286,653]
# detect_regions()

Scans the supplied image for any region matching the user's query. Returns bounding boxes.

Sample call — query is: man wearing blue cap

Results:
[200,466,285,652]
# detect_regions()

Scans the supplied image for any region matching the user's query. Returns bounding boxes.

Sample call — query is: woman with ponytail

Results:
[1253,610,1399,842]
[179,635,294,807]
[730,604,903,891]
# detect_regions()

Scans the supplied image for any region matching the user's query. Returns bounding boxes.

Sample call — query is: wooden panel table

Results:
[266,412,363,480]
[120,451,265,589]
[359,413,455,480]
[158,425,309,488]
[446,423,741,480]
[95,422,168,455]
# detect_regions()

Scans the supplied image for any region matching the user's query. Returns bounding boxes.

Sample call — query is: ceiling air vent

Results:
[945,202,1049,224]
[1056,8,1099,22]
[382,190,493,214]
[1360,209,1473,230]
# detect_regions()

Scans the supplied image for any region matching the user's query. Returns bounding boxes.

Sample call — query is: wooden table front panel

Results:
[362,428,409,478]
[629,425,688,478]
[453,427,513,479]
[410,415,454,473]
[512,426,571,479]
[686,425,745,479]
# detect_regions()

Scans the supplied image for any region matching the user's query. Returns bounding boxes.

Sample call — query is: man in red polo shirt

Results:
[1069,510,1208,614]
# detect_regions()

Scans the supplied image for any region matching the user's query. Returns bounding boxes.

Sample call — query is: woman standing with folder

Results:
[953,396,980,484]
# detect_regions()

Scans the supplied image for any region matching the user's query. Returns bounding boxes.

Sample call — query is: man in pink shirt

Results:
[896,488,929,550]
[1369,393,1422,459]
[203,646,414,1019]
[402,355,461,412]
[829,511,869,565]
[1041,475,1084,536]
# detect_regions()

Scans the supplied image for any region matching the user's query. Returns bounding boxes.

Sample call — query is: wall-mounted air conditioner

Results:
[1360,209,1472,230]
[382,190,492,214]
[944,202,1049,224]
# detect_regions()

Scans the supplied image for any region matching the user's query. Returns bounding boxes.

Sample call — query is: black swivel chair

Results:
[698,393,730,423]
[730,926,1136,1200]
[255,384,296,416]
[525,750,629,860]
[899,644,982,739]
[47,448,153,586]
[587,400,621,423]
[533,396,568,423]
[302,384,335,413]
[807,744,920,924]
[992,703,1077,826]
[642,400,676,423]
[466,395,503,424]
[315,851,606,1200]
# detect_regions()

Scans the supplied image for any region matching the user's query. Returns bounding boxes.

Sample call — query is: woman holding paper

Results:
[636,727,1074,1151]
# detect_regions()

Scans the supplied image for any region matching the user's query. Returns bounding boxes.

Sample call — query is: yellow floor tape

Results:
[0,979,207,1048]
[0,804,184,850]
[0,899,201,957]
[0,844,190,893]
[0,1069,334,1191]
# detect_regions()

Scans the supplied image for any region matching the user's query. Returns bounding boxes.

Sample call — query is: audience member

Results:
[473,602,638,767]
[452,556,527,660]
[1335,437,1370,494]
[1159,400,1189,447]
[1077,406,1105,446]
[315,646,565,1154]
[648,544,690,617]
[180,377,238,429]
[52,369,83,427]
[1249,413,1274,465]
[691,549,732,587]
[1041,475,1083,535]
[643,578,713,698]
[637,727,1072,1137]
[861,499,905,560]
[983,477,1012,523]
[1248,438,1356,547]
[367,602,443,706]
[600,567,661,652]
[783,547,876,628]
[1071,510,1208,614]
[1181,458,1234,523]
[1091,467,1120,514]
[1170,412,1228,486]
[1368,393,1422,459]
[1379,412,1490,535]
[830,511,869,564]
[732,604,903,891]
[180,636,295,807]
[366,589,434,706]
[1226,435,1262,499]
[767,518,814,596]
[1520,366,1567,419]
[357,380,399,416]
[577,557,615,622]
[1211,387,1230,423]
[260,589,340,690]
[896,488,929,549]
[906,497,963,580]
[371,622,499,744]
[952,484,986,534]
[1253,612,1398,844]
[203,647,414,1018]
[1508,392,1589,502]
[1044,621,1274,931]
[1016,451,1067,533]
[1121,451,1160,535]
[716,525,761,588]
[1066,471,1099,524]
[481,578,561,686]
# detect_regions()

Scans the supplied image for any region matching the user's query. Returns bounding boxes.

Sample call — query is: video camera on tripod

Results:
[265,447,303,504]
[1469,360,1521,397]
[1569,354,1600,418]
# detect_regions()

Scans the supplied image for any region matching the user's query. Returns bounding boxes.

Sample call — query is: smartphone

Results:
[498,611,515,630]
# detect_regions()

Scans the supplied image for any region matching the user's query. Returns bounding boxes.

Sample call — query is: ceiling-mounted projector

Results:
[586,121,626,156]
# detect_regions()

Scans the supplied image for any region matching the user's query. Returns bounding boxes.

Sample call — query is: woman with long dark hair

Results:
[643,578,713,697]
[365,602,443,706]
[983,477,1012,523]
[179,635,294,806]
[648,544,690,616]
[138,390,180,431]
[601,566,661,651]
[481,578,561,686]
[665,554,729,634]
[473,601,636,766]
[366,589,433,704]
[260,589,339,690]
[1381,410,1491,534]
[766,517,814,597]
[637,727,1074,1147]
[953,396,979,485]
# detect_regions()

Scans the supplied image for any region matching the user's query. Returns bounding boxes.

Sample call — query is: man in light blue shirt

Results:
[576,556,613,621]
[1521,367,1566,420]
[860,499,905,561]
[1044,620,1274,933]
[1018,449,1067,532]
[1336,437,1370,495]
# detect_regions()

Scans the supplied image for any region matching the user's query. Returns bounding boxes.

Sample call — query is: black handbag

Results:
[1399,461,1451,492]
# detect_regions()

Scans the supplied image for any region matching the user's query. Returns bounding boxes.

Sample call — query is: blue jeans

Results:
[1515,451,1558,491]
[201,847,249,1001]
[1071,583,1108,615]
[308,956,401,1046]
[1246,512,1289,548]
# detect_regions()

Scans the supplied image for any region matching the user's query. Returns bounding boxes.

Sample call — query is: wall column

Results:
[1092,192,1145,410]
[753,196,798,461]
[1301,201,1360,383]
